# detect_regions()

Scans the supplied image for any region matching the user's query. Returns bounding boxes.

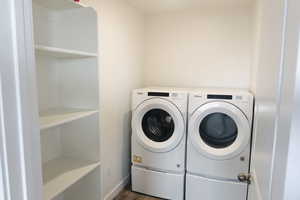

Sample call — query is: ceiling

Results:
[126,0,253,14]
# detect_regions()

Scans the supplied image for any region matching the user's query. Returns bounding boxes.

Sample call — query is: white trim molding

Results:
[0,0,43,199]
[104,175,130,200]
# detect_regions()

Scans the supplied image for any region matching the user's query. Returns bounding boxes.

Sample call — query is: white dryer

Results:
[186,89,254,200]
[131,88,188,200]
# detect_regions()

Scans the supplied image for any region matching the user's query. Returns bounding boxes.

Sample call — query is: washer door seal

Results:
[189,102,250,160]
[133,98,185,153]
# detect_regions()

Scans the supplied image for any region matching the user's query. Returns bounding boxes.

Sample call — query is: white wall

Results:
[143,6,253,89]
[82,0,144,198]
[250,0,262,93]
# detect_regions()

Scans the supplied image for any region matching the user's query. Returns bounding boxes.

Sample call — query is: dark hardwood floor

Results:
[114,186,163,200]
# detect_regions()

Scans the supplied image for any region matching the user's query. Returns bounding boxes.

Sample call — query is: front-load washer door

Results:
[189,102,250,160]
[132,98,185,153]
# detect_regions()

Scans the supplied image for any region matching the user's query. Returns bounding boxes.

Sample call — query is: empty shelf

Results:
[40,108,98,130]
[35,45,98,58]
[43,157,100,200]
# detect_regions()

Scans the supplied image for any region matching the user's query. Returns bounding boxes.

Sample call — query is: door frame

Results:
[249,0,300,199]
[270,0,300,199]
[0,0,42,199]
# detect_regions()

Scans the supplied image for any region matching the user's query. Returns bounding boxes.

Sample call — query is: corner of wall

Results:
[103,175,130,200]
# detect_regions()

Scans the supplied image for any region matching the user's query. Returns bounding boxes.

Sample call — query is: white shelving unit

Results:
[32,0,100,199]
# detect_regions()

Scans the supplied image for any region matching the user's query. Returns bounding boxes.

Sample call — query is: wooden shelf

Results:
[40,108,98,130]
[33,0,86,10]
[35,45,98,58]
[43,157,100,200]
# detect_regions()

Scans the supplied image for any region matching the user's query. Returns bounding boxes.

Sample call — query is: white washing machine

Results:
[186,88,254,200]
[131,88,188,200]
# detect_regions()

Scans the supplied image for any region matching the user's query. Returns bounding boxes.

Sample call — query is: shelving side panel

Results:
[57,58,99,110]
[63,167,101,200]
[33,2,98,53]
[32,3,56,47]
[40,114,100,165]
[61,114,100,162]
[36,56,98,111]
[36,55,61,111]
[50,7,98,53]
[42,157,100,200]
[41,127,62,164]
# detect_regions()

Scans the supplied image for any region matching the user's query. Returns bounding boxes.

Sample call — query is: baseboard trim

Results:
[104,175,130,200]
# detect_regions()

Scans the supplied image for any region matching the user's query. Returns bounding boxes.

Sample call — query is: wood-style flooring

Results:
[114,186,163,200]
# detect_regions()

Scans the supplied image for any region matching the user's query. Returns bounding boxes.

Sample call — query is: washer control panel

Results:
[136,91,185,100]
[193,93,245,102]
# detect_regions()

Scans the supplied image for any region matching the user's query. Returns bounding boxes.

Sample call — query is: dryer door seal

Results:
[133,98,185,153]
[189,102,250,160]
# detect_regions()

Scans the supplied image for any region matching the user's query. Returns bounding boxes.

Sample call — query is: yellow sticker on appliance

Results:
[133,155,142,163]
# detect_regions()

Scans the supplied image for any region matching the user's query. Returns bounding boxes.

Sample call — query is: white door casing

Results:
[0,0,43,200]
[189,102,250,160]
[271,0,300,199]
[132,98,185,153]
[248,0,288,199]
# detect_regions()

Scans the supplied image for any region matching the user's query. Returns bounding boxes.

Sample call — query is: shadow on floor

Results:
[114,185,163,200]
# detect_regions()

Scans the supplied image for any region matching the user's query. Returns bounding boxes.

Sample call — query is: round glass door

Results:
[132,98,185,153]
[142,109,175,142]
[199,113,238,148]
[189,102,251,160]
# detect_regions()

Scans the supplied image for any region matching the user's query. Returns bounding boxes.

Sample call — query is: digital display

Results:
[148,92,170,97]
[207,94,233,100]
